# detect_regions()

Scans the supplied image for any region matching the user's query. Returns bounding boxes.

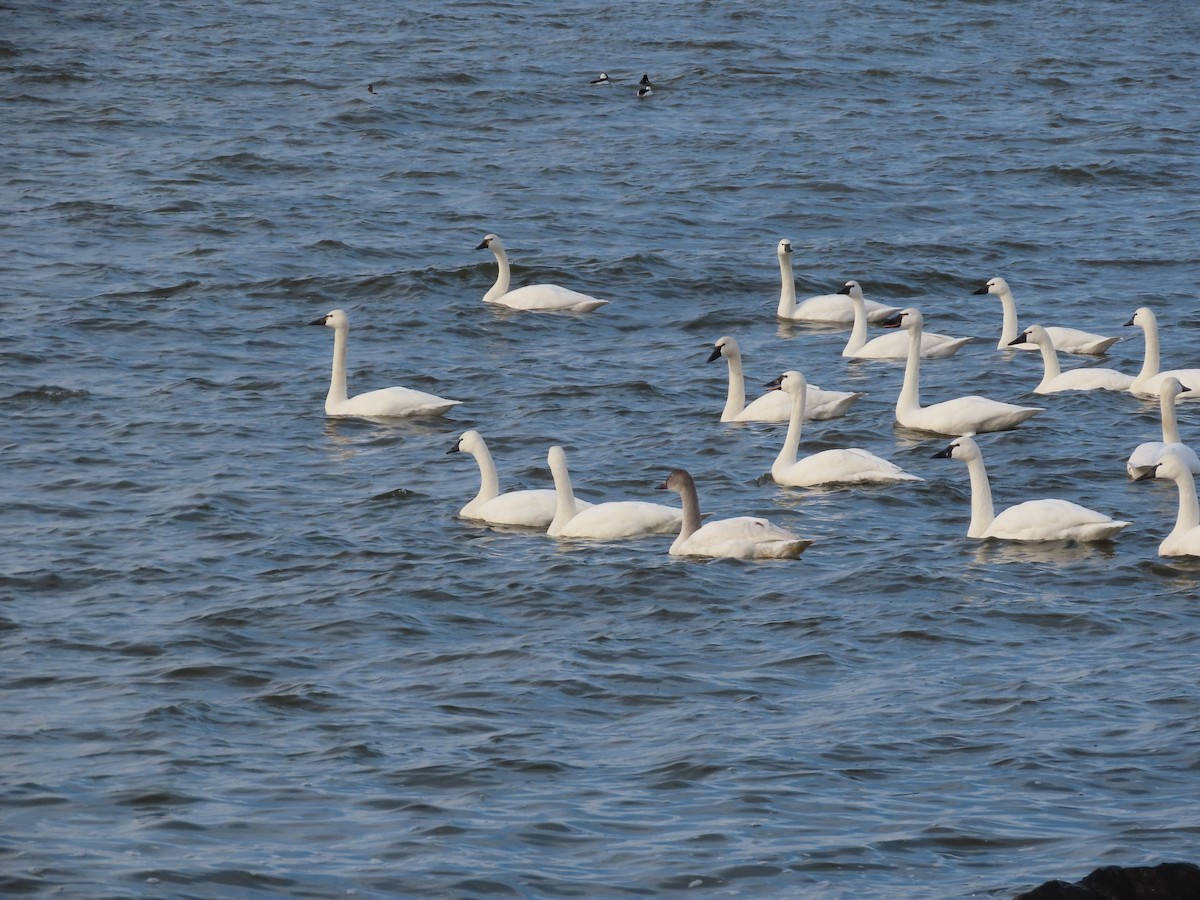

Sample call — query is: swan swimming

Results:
[449,431,591,527]
[309,309,461,418]
[476,233,610,312]
[885,308,1044,435]
[975,276,1118,355]
[1126,377,1200,479]
[934,435,1130,542]
[765,371,922,487]
[657,469,811,559]
[839,280,970,359]
[1124,306,1200,399]
[1009,324,1134,393]
[707,335,863,422]
[1136,449,1200,557]
[774,240,897,324]
[546,445,682,539]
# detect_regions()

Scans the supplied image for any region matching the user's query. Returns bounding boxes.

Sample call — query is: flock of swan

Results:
[308,235,1200,561]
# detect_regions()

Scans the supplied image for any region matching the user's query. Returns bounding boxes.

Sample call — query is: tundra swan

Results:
[657,469,811,559]
[934,435,1130,541]
[1124,306,1200,399]
[707,335,863,422]
[309,309,460,418]
[476,233,609,312]
[765,371,922,487]
[1009,325,1134,393]
[774,239,897,324]
[1136,449,1200,556]
[546,446,681,539]
[885,308,1044,435]
[1126,377,1200,478]
[448,431,591,527]
[975,276,1117,354]
[839,280,970,359]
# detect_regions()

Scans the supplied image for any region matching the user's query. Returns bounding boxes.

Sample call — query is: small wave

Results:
[4,385,90,403]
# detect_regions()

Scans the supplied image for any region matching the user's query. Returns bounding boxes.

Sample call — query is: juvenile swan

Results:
[476,233,609,312]
[934,435,1130,541]
[657,469,811,559]
[1124,306,1200,399]
[1126,377,1200,479]
[766,371,922,487]
[309,309,460,418]
[1009,324,1134,393]
[546,445,681,539]
[975,276,1118,355]
[707,335,863,422]
[839,280,970,359]
[885,308,1044,435]
[774,239,897,324]
[448,431,591,527]
[1137,450,1200,556]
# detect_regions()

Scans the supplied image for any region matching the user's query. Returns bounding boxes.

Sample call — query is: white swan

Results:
[839,280,970,359]
[707,335,863,422]
[309,309,461,418]
[766,371,922,487]
[1124,306,1200,399]
[774,239,897,324]
[448,431,592,527]
[546,445,681,539]
[1137,449,1200,556]
[1126,377,1200,479]
[657,469,811,559]
[975,276,1118,355]
[476,233,609,312]
[885,308,1044,435]
[1009,324,1134,393]
[934,435,1130,541]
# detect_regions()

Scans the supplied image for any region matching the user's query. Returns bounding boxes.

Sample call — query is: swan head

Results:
[973,276,1009,297]
[837,280,865,300]
[1161,376,1191,402]
[476,233,501,252]
[309,308,348,329]
[707,335,741,363]
[1124,306,1156,329]
[448,430,483,455]
[657,468,694,494]
[882,307,922,331]
[547,445,567,471]
[1143,448,1192,481]
[764,370,806,395]
[932,434,981,461]
[1011,324,1051,348]
[777,238,793,258]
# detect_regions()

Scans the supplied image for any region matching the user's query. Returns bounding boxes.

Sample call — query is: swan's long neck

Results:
[483,245,511,303]
[327,322,350,408]
[897,323,923,417]
[547,453,577,536]
[671,477,703,553]
[772,386,806,477]
[721,350,747,421]
[1035,338,1062,387]
[776,253,796,317]
[844,294,868,354]
[1170,467,1200,539]
[963,454,997,538]
[996,287,1019,349]
[1138,317,1161,382]
[469,443,501,505]
[1161,391,1183,444]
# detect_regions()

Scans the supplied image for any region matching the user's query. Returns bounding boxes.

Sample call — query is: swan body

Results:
[975,276,1118,355]
[766,371,922,487]
[934,435,1130,542]
[657,469,811,559]
[476,233,609,312]
[1124,306,1200,399]
[449,431,592,527]
[309,309,461,418]
[839,280,970,359]
[886,308,1044,435]
[1010,324,1134,393]
[707,335,863,422]
[774,239,897,324]
[546,445,681,539]
[1126,377,1200,478]
[1138,450,1200,556]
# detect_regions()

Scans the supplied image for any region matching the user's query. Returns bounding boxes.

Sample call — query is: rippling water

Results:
[4,1,1200,897]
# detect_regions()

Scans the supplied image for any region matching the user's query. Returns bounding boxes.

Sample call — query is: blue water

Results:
[3,1,1200,897]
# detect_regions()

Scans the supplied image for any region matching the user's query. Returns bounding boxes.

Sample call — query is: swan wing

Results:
[804,387,865,420]
[1127,441,1200,478]
[908,396,1044,435]
[1135,369,1200,399]
[675,516,811,559]
[1160,526,1200,557]
[1040,368,1134,394]
[850,330,968,360]
[1043,326,1119,356]
[985,499,1129,542]
[490,284,609,312]
[736,390,793,422]
[335,386,461,418]
[777,448,922,487]
[788,294,899,324]
[469,489,562,528]
[559,500,682,539]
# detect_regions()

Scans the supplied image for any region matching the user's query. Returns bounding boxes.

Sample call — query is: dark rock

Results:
[1015,862,1200,900]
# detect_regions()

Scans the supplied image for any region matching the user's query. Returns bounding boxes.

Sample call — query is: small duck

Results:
[639,74,652,87]
[637,84,652,99]
[590,72,611,85]
[367,83,376,94]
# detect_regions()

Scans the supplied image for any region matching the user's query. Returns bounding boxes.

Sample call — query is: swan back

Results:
[547,446,681,539]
